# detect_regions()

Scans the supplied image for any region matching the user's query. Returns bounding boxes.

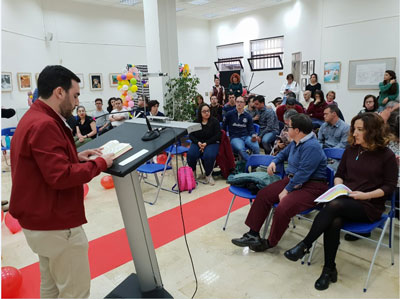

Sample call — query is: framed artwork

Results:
[308,60,315,74]
[348,57,396,90]
[301,78,307,91]
[109,73,119,87]
[324,62,341,83]
[1,72,13,92]
[301,61,308,75]
[89,74,102,90]
[17,73,32,91]
[76,73,84,89]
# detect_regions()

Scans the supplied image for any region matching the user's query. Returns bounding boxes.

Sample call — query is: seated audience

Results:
[187,103,221,185]
[267,97,283,111]
[75,106,97,147]
[231,114,328,251]
[253,95,280,153]
[318,105,350,149]
[222,93,237,116]
[306,90,328,128]
[359,94,378,114]
[228,73,243,98]
[92,98,110,135]
[287,91,305,109]
[284,112,397,291]
[271,109,299,156]
[106,97,116,113]
[146,100,165,117]
[378,70,398,111]
[325,91,338,106]
[276,97,304,122]
[379,101,400,123]
[306,73,321,99]
[387,109,400,218]
[109,98,129,128]
[280,73,300,103]
[211,76,225,105]
[223,96,259,161]
[194,94,204,117]
[301,90,313,110]
[245,94,259,123]
[134,95,148,117]
[210,95,223,122]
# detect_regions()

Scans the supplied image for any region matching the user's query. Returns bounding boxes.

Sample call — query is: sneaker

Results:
[344,232,371,241]
[232,232,262,247]
[207,175,215,186]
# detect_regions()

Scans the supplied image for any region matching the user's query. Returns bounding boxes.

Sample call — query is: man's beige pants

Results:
[23,226,90,298]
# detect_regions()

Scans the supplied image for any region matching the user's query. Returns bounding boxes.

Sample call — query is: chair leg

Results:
[262,208,275,239]
[390,216,395,265]
[363,219,390,292]
[306,239,318,266]
[223,195,236,231]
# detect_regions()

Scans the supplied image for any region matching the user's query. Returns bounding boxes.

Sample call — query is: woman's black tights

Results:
[302,196,370,269]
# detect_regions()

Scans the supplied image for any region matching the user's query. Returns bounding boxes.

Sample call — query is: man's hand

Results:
[253,114,259,121]
[78,148,104,162]
[348,191,369,200]
[102,153,115,168]
[267,162,276,176]
[79,137,85,143]
[278,189,288,201]
[251,135,257,142]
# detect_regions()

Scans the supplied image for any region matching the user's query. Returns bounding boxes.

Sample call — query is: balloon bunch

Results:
[116,64,141,108]
[179,63,190,78]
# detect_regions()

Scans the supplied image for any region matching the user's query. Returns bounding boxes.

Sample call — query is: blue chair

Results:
[165,144,189,166]
[223,154,284,230]
[253,123,260,135]
[137,146,177,205]
[2,127,16,166]
[324,148,345,160]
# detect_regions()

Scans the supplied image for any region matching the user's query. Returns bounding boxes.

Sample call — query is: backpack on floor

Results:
[177,166,196,193]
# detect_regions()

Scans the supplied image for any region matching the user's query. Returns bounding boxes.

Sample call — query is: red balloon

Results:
[242,88,248,96]
[1,266,22,298]
[100,175,114,189]
[157,153,167,165]
[83,184,89,199]
[1,209,4,222]
[4,213,21,234]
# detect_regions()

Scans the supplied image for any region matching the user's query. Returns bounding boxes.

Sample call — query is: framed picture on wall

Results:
[89,74,102,90]
[1,72,13,92]
[76,73,84,89]
[17,73,32,91]
[109,73,119,87]
[308,60,315,74]
[301,61,308,75]
[301,78,307,91]
[324,62,341,83]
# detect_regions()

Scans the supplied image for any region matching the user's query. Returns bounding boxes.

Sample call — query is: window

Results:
[215,42,244,71]
[248,36,284,71]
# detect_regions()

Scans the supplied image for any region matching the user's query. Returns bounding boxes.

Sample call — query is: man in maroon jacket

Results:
[9,65,114,298]
[276,97,304,122]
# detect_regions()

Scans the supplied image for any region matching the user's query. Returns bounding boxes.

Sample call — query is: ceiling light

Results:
[119,0,140,6]
[190,0,209,5]
[229,7,245,12]
[204,13,218,18]
[176,7,185,12]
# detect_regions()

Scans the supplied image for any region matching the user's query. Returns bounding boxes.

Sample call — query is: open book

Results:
[90,140,132,160]
[314,184,352,203]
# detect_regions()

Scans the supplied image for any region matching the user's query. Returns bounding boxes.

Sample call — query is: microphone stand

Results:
[141,113,160,141]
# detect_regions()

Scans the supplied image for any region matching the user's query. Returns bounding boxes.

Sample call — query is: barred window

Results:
[248,36,284,71]
[215,42,244,71]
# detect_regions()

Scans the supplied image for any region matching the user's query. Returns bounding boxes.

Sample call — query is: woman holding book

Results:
[284,112,397,291]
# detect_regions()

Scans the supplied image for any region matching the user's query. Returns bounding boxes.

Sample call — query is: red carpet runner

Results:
[16,187,250,298]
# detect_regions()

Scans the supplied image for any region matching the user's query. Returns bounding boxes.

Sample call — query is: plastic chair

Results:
[324,148,345,160]
[137,146,177,205]
[1,127,16,166]
[253,123,260,135]
[222,154,284,230]
[165,144,189,166]
[306,192,396,292]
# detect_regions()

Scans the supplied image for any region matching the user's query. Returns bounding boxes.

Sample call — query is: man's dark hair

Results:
[254,95,265,104]
[148,100,160,110]
[287,91,296,99]
[227,92,236,98]
[286,97,296,106]
[114,97,122,103]
[38,65,80,99]
[95,98,103,104]
[286,73,294,80]
[326,105,340,116]
[290,113,313,134]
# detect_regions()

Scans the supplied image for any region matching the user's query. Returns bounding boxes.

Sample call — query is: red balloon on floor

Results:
[83,184,89,199]
[100,175,114,189]
[4,212,21,234]
[157,153,167,164]
[1,266,23,298]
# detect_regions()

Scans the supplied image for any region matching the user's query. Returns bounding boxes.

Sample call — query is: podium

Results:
[79,119,200,298]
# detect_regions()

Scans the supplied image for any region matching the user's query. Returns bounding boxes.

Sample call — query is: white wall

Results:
[209,0,399,121]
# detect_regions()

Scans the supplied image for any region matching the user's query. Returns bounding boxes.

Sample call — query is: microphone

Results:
[141,112,160,141]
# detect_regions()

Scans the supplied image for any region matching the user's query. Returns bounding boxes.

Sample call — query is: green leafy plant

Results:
[164,72,200,121]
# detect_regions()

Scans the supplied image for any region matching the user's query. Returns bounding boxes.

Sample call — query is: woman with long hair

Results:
[107,97,116,113]
[306,73,321,99]
[378,70,398,111]
[75,106,97,147]
[228,73,243,98]
[306,89,328,128]
[284,112,397,291]
[187,103,221,185]
[359,94,378,114]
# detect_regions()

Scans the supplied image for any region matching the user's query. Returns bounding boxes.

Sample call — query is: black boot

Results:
[315,266,338,291]
[284,241,309,262]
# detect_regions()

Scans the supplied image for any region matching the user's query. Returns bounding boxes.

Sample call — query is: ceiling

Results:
[70,0,291,20]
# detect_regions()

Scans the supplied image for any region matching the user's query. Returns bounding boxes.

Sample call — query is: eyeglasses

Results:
[236,101,245,104]
[201,110,210,113]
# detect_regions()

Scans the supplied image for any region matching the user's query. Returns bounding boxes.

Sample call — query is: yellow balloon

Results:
[130,85,138,93]
[117,85,122,90]
[121,95,125,99]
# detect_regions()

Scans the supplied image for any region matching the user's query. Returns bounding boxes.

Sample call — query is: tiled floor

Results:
[1,158,399,298]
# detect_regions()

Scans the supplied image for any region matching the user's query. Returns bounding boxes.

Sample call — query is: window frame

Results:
[248,36,284,71]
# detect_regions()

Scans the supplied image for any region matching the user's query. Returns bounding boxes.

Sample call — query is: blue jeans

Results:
[230,136,260,161]
[187,143,219,176]
[261,131,279,154]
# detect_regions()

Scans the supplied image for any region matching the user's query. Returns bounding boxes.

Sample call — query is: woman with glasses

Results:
[358,94,378,114]
[187,103,221,185]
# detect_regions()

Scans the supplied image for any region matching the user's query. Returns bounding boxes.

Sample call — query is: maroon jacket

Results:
[216,130,235,178]
[306,101,328,121]
[9,100,107,230]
